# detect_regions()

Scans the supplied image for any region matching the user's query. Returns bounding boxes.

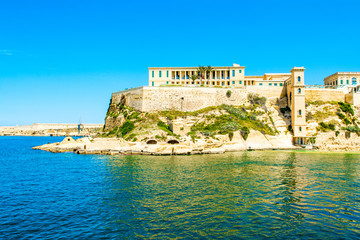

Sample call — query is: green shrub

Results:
[306,112,313,121]
[228,132,234,141]
[328,123,335,131]
[240,127,250,140]
[343,118,352,125]
[335,131,340,137]
[280,106,291,114]
[226,90,232,98]
[118,120,135,137]
[248,93,266,106]
[337,112,345,119]
[338,102,354,115]
[157,121,175,136]
[318,122,335,132]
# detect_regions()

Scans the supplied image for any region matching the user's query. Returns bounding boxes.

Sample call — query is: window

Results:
[280,83,283,86]
[239,70,242,73]
[298,76,301,82]
[221,82,224,86]
[299,109,302,115]
[259,83,263,86]
[298,88,301,94]
[347,80,349,84]
[269,83,272,86]
[166,81,169,84]
[167,71,169,78]
[152,81,154,86]
[299,126,302,132]
[232,70,235,77]
[239,81,242,84]
[352,77,357,85]
[152,71,154,78]
[274,83,278,86]
[232,81,235,84]
[159,71,162,78]
[341,80,343,84]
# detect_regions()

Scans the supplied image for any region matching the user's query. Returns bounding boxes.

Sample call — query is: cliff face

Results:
[103,93,291,145]
[305,101,360,151]
[104,90,360,152]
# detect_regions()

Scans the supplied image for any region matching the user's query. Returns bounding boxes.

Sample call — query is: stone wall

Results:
[246,86,285,99]
[304,89,345,103]
[112,86,251,112]
[111,86,349,113]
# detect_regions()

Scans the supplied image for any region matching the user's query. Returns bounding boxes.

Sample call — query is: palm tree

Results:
[206,65,214,83]
[190,75,199,84]
[197,65,206,85]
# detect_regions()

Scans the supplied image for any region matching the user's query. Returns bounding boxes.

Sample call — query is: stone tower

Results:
[288,67,307,144]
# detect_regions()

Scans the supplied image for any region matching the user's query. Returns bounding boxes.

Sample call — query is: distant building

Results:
[324,72,360,87]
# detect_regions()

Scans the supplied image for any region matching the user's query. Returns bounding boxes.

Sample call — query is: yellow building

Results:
[148,63,288,88]
[324,72,360,87]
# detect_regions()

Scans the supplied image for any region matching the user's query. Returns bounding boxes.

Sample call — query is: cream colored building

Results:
[146,64,313,145]
[324,72,360,86]
[148,63,288,88]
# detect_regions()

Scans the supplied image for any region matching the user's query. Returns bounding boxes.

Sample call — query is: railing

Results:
[304,85,336,89]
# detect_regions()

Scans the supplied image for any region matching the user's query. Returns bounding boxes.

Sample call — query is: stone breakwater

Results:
[33,132,298,156]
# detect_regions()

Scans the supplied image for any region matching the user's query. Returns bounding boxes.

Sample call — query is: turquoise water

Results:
[0,137,360,239]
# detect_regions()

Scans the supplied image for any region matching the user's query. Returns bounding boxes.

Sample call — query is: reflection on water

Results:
[0,137,359,239]
[100,151,360,239]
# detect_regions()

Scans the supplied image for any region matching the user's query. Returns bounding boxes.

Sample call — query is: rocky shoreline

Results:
[33,131,300,156]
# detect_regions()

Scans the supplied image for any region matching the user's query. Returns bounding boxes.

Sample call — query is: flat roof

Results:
[148,66,245,69]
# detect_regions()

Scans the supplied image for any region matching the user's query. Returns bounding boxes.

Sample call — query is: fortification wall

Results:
[112,87,144,110]
[246,86,285,99]
[304,89,345,102]
[112,86,256,112]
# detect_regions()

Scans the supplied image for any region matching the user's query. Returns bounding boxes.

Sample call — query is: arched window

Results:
[298,88,301,94]
[299,109,302,115]
[298,76,301,82]
[341,79,343,85]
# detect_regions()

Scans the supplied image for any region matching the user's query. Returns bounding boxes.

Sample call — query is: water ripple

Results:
[0,137,360,239]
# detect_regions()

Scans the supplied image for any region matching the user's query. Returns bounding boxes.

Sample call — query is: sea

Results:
[0,136,359,239]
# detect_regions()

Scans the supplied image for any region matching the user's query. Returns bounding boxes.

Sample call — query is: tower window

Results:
[239,70,242,73]
[298,76,301,82]
[232,70,235,77]
[152,71,154,78]
[159,71,162,78]
[299,109,302,115]
[299,126,302,132]
[298,88,301,94]
[167,71,169,78]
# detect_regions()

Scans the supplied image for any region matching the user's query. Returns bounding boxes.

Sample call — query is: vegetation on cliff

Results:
[306,101,360,136]
[103,99,276,142]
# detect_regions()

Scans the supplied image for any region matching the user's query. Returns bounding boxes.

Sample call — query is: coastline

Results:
[31,136,360,156]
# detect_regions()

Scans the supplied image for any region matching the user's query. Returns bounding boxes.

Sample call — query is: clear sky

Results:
[1,0,360,126]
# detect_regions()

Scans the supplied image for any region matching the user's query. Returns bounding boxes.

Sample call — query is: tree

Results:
[197,65,206,85]
[205,65,214,83]
[190,75,199,84]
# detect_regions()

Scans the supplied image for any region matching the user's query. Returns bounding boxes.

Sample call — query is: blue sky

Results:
[1,0,360,126]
